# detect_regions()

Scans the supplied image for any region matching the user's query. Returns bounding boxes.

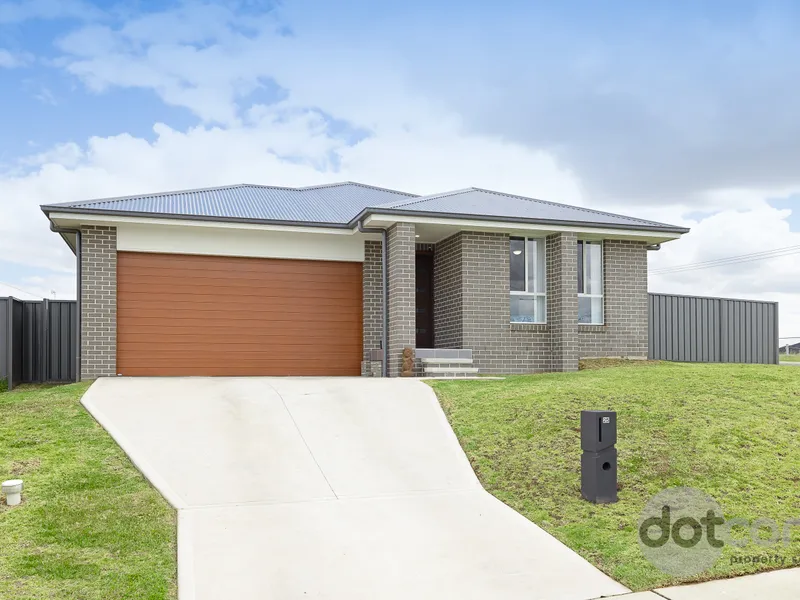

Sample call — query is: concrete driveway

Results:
[82,377,627,600]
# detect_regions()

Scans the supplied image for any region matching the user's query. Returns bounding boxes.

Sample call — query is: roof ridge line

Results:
[333,181,419,197]
[470,187,671,227]
[375,187,474,209]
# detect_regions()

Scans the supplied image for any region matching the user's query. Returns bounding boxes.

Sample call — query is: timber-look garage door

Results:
[117,252,363,376]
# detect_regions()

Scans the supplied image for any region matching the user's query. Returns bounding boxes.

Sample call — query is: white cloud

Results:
[0,48,32,68]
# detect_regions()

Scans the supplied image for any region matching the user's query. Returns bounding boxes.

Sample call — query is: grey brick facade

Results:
[402,230,647,374]
[80,225,117,379]
[577,240,649,359]
[386,223,416,376]
[362,240,383,360]
[459,231,553,373]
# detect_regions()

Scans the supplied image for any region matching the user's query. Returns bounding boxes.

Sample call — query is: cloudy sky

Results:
[1,0,798,341]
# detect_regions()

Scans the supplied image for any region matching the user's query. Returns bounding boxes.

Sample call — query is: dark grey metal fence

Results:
[648,293,779,365]
[1,297,78,390]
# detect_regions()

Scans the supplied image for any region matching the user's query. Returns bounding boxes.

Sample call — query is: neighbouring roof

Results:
[41,181,689,234]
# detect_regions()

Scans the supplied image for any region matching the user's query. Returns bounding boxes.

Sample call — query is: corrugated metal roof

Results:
[42,181,688,233]
[373,188,680,230]
[43,182,417,225]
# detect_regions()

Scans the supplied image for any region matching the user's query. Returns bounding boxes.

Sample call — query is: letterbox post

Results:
[580,410,618,504]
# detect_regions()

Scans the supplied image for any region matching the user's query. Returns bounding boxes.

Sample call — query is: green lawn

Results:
[0,383,177,599]
[780,353,800,362]
[429,361,800,591]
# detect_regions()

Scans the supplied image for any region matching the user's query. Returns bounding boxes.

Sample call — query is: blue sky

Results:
[1,0,799,336]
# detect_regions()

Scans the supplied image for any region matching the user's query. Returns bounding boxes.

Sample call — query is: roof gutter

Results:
[49,223,81,383]
[357,220,388,377]
[41,205,354,230]
[349,208,691,235]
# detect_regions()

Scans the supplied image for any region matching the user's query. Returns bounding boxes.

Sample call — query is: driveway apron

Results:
[82,377,628,600]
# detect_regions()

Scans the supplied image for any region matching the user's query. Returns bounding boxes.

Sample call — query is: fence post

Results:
[42,299,49,384]
[4,298,10,390]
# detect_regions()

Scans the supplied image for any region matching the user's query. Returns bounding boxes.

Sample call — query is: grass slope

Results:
[430,361,800,591]
[0,383,176,599]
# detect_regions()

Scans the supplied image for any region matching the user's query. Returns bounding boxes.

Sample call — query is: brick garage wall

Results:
[362,240,383,360]
[386,223,415,376]
[433,233,463,349]
[547,232,579,372]
[81,225,117,379]
[460,231,551,374]
[578,240,648,358]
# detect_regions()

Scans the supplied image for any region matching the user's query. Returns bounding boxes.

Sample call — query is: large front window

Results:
[578,240,603,324]
[510,237,546,323]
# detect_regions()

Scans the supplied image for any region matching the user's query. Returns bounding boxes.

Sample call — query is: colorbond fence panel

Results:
[0,297,78,390]
[648,293,778,365]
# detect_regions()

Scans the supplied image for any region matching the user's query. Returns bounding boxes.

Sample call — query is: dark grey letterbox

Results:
[580,410,618,504]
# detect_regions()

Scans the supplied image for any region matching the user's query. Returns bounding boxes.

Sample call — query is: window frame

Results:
[577,239,604,325]
[509,236,547,324]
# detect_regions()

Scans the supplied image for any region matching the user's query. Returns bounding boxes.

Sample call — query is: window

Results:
[510,237,546,323]
[578,240,603,324]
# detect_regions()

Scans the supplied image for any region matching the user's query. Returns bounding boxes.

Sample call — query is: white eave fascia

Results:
[362,212,685,243]
[46,211,362,236]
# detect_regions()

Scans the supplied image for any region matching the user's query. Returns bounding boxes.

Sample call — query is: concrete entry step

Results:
[425,365,478,375]
[415,348,473,360]
[420,357,473,364]
[423,367,480,377]
[417,349,479,378]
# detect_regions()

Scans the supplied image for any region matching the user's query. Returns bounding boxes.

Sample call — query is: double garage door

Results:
[117,252,363,376]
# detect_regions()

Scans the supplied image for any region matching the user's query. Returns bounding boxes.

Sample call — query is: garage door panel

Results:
[116,360,361,376]
[118,256,351,276]
[118,272,350,296]
[118,277,356,293]
[118,292,360,310]
[118,322,364,336]
[117,357,362,367]
[117,311,363,324]
[118,266,358,282]
[117,252,363,376]
[117,356,362,365]
[117,341,363,351]
[118,303,364,317]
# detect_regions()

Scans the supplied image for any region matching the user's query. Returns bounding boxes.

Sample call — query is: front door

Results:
[415,252,434,348]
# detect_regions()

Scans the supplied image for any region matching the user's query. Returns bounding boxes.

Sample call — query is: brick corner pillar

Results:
[80,225,117,379]
[547,232,579,372]
[362,239,384,375]
[386,223,416,376]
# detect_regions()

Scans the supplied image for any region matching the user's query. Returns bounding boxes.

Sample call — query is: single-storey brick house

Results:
[42,182,688,378]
